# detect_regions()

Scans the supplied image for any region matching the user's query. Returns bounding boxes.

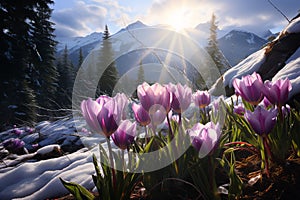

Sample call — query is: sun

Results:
[167,10,187,31]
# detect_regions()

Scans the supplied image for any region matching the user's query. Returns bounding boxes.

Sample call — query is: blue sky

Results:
[51,0,300,37]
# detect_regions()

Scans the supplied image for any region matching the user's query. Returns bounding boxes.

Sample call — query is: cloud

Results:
[52,1,107,37]
[140,0,300,35]
[52,0,300,37]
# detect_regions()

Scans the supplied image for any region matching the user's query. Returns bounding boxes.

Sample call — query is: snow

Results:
[284,16,300,34]
[246,33,255,44]
[36,144,60,155]
[272,56,300,98]
[223,48,266,87]
[0,117,111,199]
[55,32,102,53]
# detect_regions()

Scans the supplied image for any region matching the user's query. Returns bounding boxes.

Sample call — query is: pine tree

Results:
[56,45,75,109]
[136,61,145,86]
[29,0,59,117]
[97,25,119,96]
[78,47,84,69]
[0,0,38,129]
[206,13,230,74]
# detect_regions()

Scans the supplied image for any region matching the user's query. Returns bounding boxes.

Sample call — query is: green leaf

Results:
[59,178,95,200]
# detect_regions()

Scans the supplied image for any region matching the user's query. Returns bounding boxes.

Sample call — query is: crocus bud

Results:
[193,90,211,108]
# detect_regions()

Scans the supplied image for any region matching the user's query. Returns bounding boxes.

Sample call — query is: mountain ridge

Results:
[55,20,269,68]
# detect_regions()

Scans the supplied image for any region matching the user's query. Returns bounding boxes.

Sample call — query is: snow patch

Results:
[223,48,266,87]
[284,16,300,34]
[246,34,255,44]
[36,144,60,155]
[272,56,300,98]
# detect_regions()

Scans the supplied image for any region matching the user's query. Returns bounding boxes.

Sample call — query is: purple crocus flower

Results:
[232,72,264,105]
[188,122,220,158]
[2,138,25,152]
[81,94,128,137]
[166,83,192,113]
[149,104,167,128]
[132,103,151,126]
[11,127,24,136]
[262,78,292,106]
[137,82,171,113]
[193,90,211,108]
[244,106,278,136]
[97,93,128,137]
[81,96,110,134]
[112,120,136,150]
[261,97,272,108]
[233,103,245,115]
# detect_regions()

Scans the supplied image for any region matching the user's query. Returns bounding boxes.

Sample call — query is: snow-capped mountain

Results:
[116,20,148,34]
[55,20,269,69]
[210,14,300,103]
[55,21,147,66]
[218,30,267,66]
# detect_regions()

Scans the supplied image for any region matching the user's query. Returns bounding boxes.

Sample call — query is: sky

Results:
[51,0,300,37]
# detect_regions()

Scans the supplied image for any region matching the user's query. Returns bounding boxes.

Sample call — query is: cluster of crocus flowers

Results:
[232,72,292,107]
[81,82,214,150]
[81,93,136,150]
[232,72,293,176]
[2,138,25,154]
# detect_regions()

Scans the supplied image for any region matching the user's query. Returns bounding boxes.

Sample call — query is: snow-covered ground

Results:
[0,118,114,200]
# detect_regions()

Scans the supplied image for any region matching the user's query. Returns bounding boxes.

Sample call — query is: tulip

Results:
[166,83,192,113]
[111,120,136,150]
[137,82,171,113]
[193,90,211,108]
[262,78,292,106]
[244,106,277,136]
[232,72,264,105]
[132,103,151,126]
[188,122,220,158]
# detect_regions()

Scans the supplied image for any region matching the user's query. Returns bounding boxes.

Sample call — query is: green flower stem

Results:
[106,136,116,189]
[178,113,182,125]
[262,136,272,177]
[144,126,149,146]
[122,149,125,173]
[166,113,174,137]
[209,155,218,199]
